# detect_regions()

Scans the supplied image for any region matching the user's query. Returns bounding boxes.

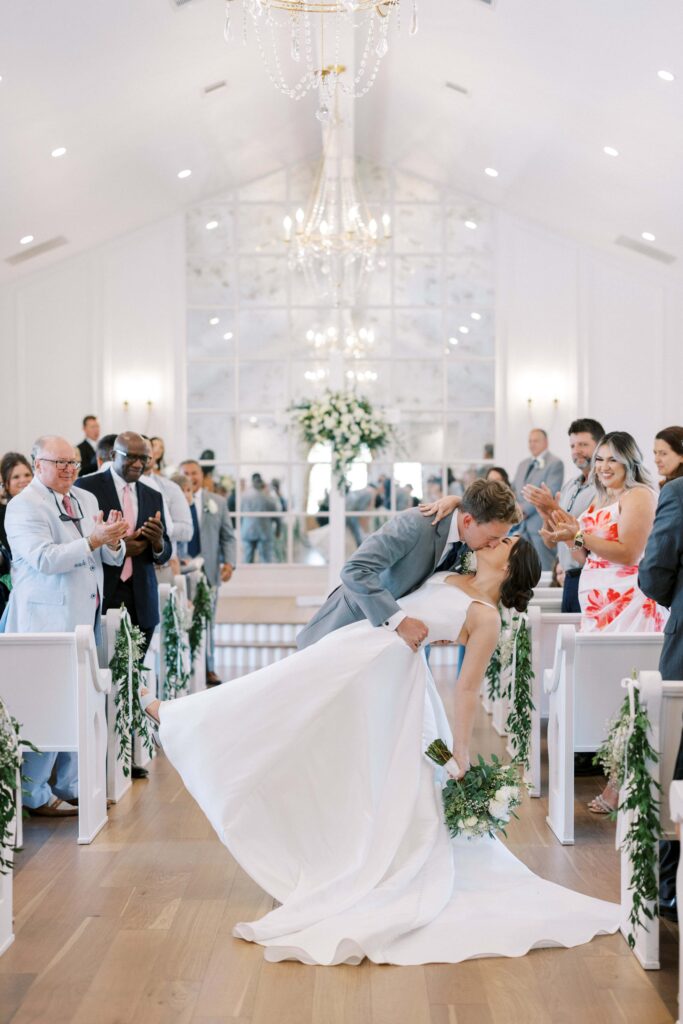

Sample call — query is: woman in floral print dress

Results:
[545,431,668,810]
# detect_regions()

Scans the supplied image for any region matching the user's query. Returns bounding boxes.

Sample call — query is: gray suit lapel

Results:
[432,514,455,573]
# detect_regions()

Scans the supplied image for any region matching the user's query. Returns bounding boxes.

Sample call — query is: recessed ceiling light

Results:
[51,146,67,158]
[177,168,192,179]
[459,326,469,334]
[205,220,218,230]
[642,231,656,242]
[223,331,233,340]
[470,312,481,321]
[464,220,477,230]
[484,167,498,178]
[209,316,220,325]
[658,69,675,82]
[603,146,619,157]
[448,336,459,345]
[19,235,34,245]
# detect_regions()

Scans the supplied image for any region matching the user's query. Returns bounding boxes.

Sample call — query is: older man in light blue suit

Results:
[4,436,127,816]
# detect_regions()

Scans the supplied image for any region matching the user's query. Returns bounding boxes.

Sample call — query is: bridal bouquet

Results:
[425,740,524,839]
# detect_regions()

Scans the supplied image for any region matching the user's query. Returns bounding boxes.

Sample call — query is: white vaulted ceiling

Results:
[2,0,683,282]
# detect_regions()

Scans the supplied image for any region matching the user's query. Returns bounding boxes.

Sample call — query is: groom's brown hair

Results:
[461,479,521,525]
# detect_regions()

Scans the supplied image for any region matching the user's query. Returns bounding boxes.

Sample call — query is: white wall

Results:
[497,211,683,480]
[0,216,185,460]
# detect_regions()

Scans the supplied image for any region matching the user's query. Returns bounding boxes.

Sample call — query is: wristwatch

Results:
[572,530,585,550]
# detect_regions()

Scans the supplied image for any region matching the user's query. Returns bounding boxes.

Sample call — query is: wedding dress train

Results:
[159,573,620,965]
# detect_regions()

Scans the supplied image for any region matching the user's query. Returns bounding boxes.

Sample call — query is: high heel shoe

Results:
[139,690,162,748]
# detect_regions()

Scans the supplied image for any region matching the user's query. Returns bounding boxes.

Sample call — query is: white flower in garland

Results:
[291,390,395,489]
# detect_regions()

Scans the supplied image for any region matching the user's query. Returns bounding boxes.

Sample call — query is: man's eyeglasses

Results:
[114,449,151,467]
[38,458,81,471]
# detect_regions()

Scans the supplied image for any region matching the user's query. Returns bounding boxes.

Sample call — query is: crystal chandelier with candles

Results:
[303,316,379,384]
[283,114,391,305]
[223,0,417,122]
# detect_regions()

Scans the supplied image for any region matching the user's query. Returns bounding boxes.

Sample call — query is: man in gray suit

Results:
[639,475,683,921]
[179,460,236,685]
[241,473,279,563]
[297,479,520,652]
[512,428,564,571]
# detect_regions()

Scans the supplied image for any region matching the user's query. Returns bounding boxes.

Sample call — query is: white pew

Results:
[544,627,664,845]
[618,674,683,969]
[0,627,110,844]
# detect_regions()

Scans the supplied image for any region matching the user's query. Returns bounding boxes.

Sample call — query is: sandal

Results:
[139,690,162,748]
[587,794,617,814]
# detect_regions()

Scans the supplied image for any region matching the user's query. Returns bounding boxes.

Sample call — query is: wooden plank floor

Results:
[0,667,678,1024]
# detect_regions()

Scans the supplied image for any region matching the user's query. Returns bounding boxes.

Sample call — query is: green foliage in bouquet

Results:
[109,609,154,777]
[425,740,525,840]
[0,698,38,873]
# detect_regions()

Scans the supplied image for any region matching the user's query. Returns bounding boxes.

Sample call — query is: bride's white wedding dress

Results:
[160,572,620,965]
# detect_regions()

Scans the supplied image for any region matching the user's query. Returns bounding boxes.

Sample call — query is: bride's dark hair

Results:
[500,538,542,612]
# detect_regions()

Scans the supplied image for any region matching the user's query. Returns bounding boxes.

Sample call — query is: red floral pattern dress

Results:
[578,500,668,633]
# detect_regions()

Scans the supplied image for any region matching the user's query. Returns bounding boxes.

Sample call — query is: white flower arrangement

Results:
[291,390,395,489]
[205,498,219,515]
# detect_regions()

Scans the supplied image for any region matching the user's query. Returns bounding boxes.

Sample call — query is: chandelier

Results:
[223,0,417,121]
[283,113,391,305]
[303,315,379,384]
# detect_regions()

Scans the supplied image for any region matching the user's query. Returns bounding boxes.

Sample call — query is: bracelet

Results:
[87,535,95,552]
[572,530,585,550]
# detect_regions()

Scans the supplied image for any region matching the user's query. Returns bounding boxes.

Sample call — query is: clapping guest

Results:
[76,415,100,477]
[522,418,604,612]
[545,431,668,813]
[512,429,564,571]
[654,426,683,489]
[4,435,127,814]
[140,438,193,552]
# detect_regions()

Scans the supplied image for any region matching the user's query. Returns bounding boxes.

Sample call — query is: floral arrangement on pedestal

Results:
[291,390,394,489]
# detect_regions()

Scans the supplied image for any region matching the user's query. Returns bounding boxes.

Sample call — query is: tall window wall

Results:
[186,163,495,566]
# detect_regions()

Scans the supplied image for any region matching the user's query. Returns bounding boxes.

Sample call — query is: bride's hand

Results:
[446,752,470,781]
[419,495,460,524]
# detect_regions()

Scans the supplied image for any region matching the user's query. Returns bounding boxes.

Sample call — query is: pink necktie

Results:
[120,484,136,582]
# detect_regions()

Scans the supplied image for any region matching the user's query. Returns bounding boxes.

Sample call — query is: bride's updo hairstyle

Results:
[500,539,542,613]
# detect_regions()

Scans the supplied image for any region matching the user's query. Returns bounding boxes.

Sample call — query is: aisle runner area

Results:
[0,669,677,1024]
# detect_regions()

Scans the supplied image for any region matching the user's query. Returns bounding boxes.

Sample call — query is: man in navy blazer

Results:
[76,431,171,651]
[639,475,683,920]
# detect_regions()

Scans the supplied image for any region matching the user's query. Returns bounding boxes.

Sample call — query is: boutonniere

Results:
[460,550,477,575]
[204,498,218,515]
[536,457,546,470]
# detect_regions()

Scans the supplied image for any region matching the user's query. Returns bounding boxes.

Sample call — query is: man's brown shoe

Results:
[29,798,78,817]
[206,671,223,687]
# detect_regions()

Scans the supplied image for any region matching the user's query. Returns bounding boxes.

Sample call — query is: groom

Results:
[297,479,520,652]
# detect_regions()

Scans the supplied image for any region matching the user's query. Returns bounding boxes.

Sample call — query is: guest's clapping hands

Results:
[140,511,164,553]
[521,482,561,517]
[544,507,580,544]
[89,511,128,550]
[419,495,461,525]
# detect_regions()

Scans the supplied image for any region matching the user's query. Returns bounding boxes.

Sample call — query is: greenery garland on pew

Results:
[0,698,37,873]
[188,574,214,669]
[597,683,661,949]
[161,588,191,700]
[503,616,534,771]
[485,638,502,702]
[110,610,154,777]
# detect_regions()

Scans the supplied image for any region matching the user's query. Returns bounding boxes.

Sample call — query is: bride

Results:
[142,534,620,965]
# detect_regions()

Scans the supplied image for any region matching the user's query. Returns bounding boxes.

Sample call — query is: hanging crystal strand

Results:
[290,14,300,63]
[410,0,419,36]
[241,0,248,45]
[223,0,233,42]
[376,15,389,57]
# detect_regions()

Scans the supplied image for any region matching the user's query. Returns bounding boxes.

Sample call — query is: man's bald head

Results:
[32,435,81,494]
[111,431,151,483]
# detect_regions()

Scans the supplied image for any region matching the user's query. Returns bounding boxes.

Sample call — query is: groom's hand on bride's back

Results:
[396,616,429,652]
[419,495,461,525]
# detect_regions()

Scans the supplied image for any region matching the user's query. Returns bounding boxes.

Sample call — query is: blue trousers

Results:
[22,750,78,809]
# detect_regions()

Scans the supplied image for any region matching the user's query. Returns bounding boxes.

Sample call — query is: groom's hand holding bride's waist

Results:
[396,616,428,652]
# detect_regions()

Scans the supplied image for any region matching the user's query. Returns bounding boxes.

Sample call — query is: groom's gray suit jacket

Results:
[297,508,458,649]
